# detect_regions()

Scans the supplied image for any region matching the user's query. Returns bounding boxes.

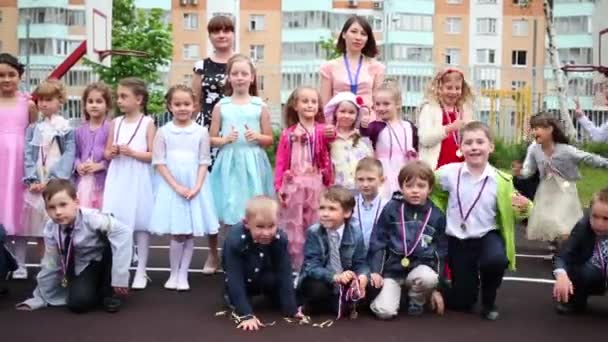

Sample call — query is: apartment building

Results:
[0,0,18,55]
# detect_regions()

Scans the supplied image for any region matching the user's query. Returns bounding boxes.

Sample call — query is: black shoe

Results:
[0,287,8,297]
[481,306,500,321]
[103,297,122,313]
[555,302,586,315]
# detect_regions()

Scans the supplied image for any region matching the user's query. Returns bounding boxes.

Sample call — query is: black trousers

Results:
[445,231,508,311]
[224,272,282,312]
[298,278,339,314]
[567,262,607,308]
[66,240,113,313]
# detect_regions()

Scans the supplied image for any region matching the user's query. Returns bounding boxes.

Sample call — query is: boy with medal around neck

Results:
[431,121,532,320]
[16,179,132,313]
[368,161,447,318]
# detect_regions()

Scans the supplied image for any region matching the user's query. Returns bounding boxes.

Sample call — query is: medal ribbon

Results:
[57,227,74,284]
[596,240,608,287]
[399,205,432,257]
[337,277,362,320]
[298,123,316,165]
[456,166,489,227]
[344,54,363,94]
[114,114,145,146]
[442,106,461,147]
[386,122,408,161]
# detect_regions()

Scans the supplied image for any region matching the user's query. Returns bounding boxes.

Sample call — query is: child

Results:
[326,91,374,193]
[553,187,608,314]
[274,86,335,270]
[351,157,387,252]
[361,81,418,200]
[298,185,369,317]
[511,159,540,201]
[0,224,18,296]
[574,96,608,143]
[149,85,219,291]
[16,179,132,313]
[103,77,155,290]
[418,68,474,169]
[369,161,447,318]
[432,121,531,320]
[517,113,608,246]
[209,54,274,231]
[0,53,37,280]
[74,82,112,209]
[222,196,304,331]
[22,79,76,279]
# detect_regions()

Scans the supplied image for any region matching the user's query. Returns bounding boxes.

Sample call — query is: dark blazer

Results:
[554,213,598,272]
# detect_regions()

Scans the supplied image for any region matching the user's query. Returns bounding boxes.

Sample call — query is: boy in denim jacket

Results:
[369,161,447,318]
[298,185,370,316]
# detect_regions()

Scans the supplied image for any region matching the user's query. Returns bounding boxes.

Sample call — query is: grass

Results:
[577,166,608,206]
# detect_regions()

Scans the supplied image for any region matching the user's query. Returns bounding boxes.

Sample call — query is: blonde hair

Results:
[374,79,403,107]
[425,68,474,108]
[34,79,67,103]
[245,196,279,220]
[283,86,324,127]
[224,54,258,97]
[355,157,383,176]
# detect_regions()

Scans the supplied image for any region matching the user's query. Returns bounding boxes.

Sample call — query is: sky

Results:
[134,0,170,10]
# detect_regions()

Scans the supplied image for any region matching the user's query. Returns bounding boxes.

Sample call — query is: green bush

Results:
[266,126,282,167]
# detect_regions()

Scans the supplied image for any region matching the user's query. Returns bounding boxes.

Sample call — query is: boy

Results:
[553,187,608,314]
[432,121,531,320]
[369,161,447,318]
[222,196,303,331]
[351,157,387,253]
[16,179,131,313]
[0,224,18,296]
[298,185,369,317]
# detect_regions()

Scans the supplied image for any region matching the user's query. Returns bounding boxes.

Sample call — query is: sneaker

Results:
[481,306,500,321]
[407,301,424,316]
[164,276,178,290]
[176,273,190,292]
[103,297,122,313]
[131,273,149,290]
[12,266,28,280]
[555,302,586,315]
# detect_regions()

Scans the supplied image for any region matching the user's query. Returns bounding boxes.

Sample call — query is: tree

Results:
[319,37,341,61]
[85,0,173,115]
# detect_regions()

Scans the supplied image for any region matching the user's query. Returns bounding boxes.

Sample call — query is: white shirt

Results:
[578,115,608,143]
[437,162,498,239]
[352,194,387,251]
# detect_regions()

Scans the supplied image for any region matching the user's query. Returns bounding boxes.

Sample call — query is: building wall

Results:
[0,1,18,55]
[170,0,206,85]
[434,0,470,70]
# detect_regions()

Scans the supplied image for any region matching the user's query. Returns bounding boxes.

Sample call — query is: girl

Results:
[149,85,219,291]
[418,68,474,170]
[320,15,385,120]
[74,82,111,209]
[209,54,274,258]
[361,82,418,200]
[325,91,373,193]
[518,113,608,246]
[274,86,336,270]
[0,53,37,280]
[22,79,76,280]
[103,77,155,290]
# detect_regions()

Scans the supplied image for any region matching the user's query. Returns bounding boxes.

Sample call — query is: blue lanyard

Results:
[343,54,363,94]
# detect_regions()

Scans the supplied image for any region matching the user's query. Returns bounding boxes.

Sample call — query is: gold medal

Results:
[563,181,570,188]
[401,257,410,268]
[61,278,68,288]
[456,149,463,158]
[460,223,467,231]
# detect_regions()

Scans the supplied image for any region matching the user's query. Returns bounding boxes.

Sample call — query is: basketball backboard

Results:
[85,0,113,67]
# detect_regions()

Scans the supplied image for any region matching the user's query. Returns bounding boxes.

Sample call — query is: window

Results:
[250,45,265,61]
[258,75,265,91]
[447,0,463,3]
[445,48,460,65]
[391,45,433,62]
[511,80,527,90]
[67,10,85,26]
[558,47,593,65]
[479,79,496,89]
[183,44,199,60]
[392,14,433,32]
[445,17,462,34]
[283,11,330,30]
[282,42,326,60]
[477,18,497,35]
[19,38,53,55]
[476,49,496,64]
[183,74,193,85]
[555,16,590,34]
[281,72,321,91]
[478,0,497,3]
[183,13,198,30]
[0,10,3,23]
[512,19,529,36]
[65,70,93,86]
[511,50,527,66]
[513,0,529,5]
[249,15,265,31]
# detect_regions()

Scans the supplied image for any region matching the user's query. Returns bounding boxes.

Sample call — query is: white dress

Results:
[148,122,219,236]
[102,115,154,231]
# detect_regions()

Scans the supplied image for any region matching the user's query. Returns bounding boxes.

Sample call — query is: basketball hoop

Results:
[98,49,148,61]
[561,65,608,77]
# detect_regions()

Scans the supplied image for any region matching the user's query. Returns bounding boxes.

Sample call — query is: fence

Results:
[23,63,608,143]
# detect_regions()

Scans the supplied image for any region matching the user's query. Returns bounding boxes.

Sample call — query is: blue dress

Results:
[149,122,219,236]
[211,96,274,225]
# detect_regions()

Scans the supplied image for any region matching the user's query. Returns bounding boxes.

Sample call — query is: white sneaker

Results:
[12,267,28,280]
[176,273,190,291]
[131,273,149,290]
[164,276,177,290]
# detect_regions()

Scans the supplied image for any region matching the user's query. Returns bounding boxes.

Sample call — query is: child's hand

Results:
[333,270,355,285]
[370,273,384,288]
[109,145,119,158]
[243,124,259,143]
[15,303,33,311]
[28,183,41,193]
[224,126,239,145]
[278,192,288,207]
[174,184,191,199]
[87,162,105,174]
[573,97,583,119]
[113,287,129,296]
[357,274,368,298]
[237,316,263,331]
[323,124,336,138]
[553,273,574,303]
[446,119,465,133]
[430,290,445,315]
[185,188,200,200]
[360,108,371,128]
[118,145,134,157]
[76,163,88,176]
[511,193,529,211]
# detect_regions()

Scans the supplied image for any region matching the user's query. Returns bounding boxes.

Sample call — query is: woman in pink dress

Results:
[320,15,385,122]
[0,53,37,279]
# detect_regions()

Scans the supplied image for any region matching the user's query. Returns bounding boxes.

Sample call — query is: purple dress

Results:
[74,120,109,209]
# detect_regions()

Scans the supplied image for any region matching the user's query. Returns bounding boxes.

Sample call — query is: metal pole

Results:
[532,18,538,113]
[25,16,31,90]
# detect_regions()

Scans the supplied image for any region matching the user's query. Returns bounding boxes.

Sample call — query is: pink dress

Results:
[275,123,334,270]
[0,93,29,235]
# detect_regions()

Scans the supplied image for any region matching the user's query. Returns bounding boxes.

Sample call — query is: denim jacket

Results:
[23,122,76,184]
[299,222,370,286]
[368,194,447,279]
